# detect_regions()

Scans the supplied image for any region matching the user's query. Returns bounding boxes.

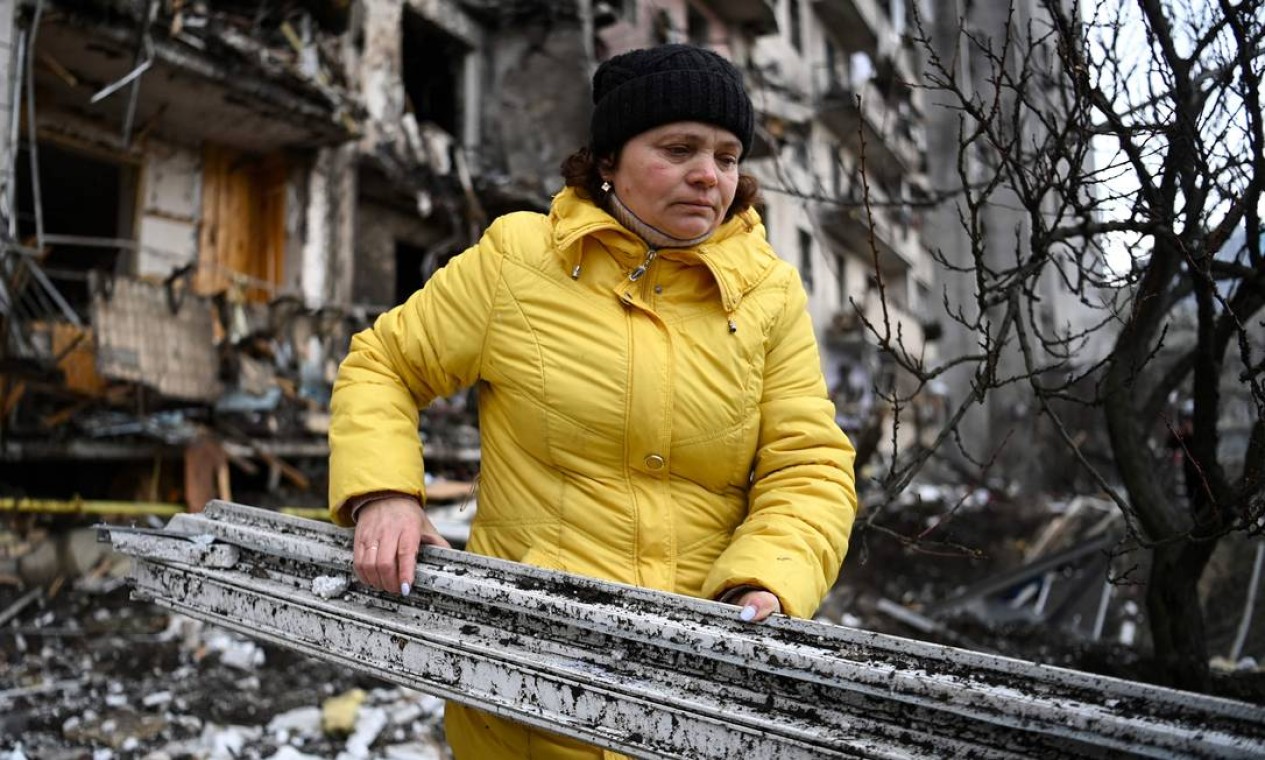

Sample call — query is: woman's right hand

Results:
[353,497,452,594]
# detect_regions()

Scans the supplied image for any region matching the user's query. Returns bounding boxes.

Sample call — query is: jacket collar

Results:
[549,187,777,313]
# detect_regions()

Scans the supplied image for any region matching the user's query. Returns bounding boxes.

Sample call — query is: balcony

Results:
[705,0,778,36]
[815,194,920,276]
[32,3,353,152]
[814,0,880,53]
[817,78,922,183]
[824,294,927,367]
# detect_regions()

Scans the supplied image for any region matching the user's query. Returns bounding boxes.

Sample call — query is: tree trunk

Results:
[1145,539,1218,692]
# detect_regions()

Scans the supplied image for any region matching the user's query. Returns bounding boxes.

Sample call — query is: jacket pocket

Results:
[670,416,759,493]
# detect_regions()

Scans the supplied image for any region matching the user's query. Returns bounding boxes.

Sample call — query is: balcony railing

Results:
[815,191,921,275]
[817,78,923,181]
[704,0,778,36]
[813,0,880,53]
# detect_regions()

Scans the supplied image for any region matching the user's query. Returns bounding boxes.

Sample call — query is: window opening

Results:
[687,5,710,47]
[395,241,428,305]
[402,9,468,137]
[788,0,803,53]
[798,228,814,293]
[15,141,136,311]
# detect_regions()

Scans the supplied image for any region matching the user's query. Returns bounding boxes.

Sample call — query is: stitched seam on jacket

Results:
[676,526,735,557]
[762,267,796,355]
[476,221,512,378]
[743,274,788,414]
[497,258,548,406]
[623,294,639,586]
[503,381,614,442]
[473,515,562,528]
[673,417,747,447]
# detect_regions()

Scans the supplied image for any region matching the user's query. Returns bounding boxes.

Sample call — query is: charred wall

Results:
[353,188,452,308]
[481,21,590,204]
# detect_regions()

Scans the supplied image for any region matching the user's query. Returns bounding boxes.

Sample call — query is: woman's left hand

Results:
[734,589,781,623]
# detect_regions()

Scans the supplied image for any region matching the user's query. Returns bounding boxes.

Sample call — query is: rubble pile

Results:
[0,576,450,759]
[3,484,1265,758]
[0,0,489,514]
[820,483,1265,700]
[1,268,480,511]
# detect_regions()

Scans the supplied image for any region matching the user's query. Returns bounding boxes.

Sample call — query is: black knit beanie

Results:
[590,44,755,160]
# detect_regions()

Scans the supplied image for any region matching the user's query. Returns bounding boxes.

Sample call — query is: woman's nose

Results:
[688,160,718,187]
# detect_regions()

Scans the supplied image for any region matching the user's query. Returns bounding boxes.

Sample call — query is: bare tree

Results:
[863,0,1263,691]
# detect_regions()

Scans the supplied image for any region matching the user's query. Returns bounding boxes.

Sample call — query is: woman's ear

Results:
[597,155,616,182]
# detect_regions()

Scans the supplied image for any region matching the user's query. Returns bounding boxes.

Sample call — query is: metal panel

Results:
[105,502,1265,759]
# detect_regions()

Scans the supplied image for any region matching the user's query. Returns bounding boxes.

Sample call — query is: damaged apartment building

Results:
[0,0,785,511]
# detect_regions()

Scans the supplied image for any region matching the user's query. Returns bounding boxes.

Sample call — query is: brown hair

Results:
[560,147,761,222]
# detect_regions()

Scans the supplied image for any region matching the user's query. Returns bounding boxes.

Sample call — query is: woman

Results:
[329,44,857,759]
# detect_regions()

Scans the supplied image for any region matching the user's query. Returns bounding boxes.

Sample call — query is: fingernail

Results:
[739,604,757,622]
[400,582,411,597]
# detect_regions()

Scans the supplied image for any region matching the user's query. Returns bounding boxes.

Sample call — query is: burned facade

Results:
[0,0,1081,509]
[0,0,598,510]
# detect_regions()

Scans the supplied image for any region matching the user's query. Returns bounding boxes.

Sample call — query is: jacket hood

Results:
[548,186,779,313]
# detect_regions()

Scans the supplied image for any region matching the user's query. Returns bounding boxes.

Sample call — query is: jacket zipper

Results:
[628,247,658,282]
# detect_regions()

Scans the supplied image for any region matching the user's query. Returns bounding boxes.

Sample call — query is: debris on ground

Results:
[5,479,1265,758]
[820,482,1265,698]
[0,576,450,759]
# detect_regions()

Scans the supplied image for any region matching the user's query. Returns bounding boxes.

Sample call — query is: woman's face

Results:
[602,121,742,240]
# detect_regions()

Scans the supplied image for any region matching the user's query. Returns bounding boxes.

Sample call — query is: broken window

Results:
[824,37,841,90]
[15,140,138,312]
[402,9,469,138]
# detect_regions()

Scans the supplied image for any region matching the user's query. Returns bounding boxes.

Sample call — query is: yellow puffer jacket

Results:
[329,187,857,759]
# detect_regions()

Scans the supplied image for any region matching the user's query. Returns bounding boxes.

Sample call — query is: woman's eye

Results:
[665,145,691,156]
[718,155,739,169]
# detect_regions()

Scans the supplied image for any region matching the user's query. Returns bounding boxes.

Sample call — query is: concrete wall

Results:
[135,141,201,279]
[923,0,1110,489]
[923,0,1003,462]
[281,160,311,298]
[360,0,406,152]
[353,197,449,308]
[0,1,16,237]
[483,26,591,201]
[302,144,359,307]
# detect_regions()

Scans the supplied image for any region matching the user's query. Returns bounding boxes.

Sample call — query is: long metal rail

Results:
[103,501,1265,759]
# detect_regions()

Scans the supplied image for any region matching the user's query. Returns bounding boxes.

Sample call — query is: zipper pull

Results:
[628,248,658,282]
